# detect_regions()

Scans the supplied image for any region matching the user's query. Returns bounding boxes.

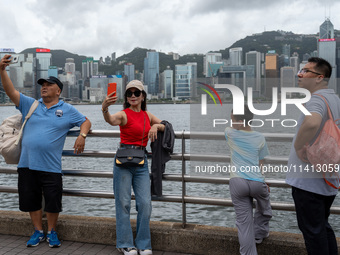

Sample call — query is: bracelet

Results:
[102,108,108,113]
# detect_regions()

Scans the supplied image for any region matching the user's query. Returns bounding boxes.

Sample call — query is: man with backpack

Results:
[286,57,340,255]
[0,55,91,248]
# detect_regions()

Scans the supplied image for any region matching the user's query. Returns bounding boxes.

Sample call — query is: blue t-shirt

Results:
[286,89,340,196]
[17,93,86,173]
[225,127,269,182]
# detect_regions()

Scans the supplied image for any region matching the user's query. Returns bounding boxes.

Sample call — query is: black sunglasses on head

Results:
[126,90,142,97]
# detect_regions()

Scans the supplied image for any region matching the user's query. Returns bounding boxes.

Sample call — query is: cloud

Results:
[1,0,340,60]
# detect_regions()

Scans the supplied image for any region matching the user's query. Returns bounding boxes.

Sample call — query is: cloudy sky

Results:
[1,0,339,59]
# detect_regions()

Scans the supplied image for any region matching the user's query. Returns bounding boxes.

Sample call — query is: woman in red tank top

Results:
[102,80,164,255]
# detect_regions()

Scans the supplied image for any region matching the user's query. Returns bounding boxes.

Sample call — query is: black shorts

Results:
[17,168,63,213]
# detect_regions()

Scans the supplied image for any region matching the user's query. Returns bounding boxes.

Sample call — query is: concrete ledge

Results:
[1,210,339,255]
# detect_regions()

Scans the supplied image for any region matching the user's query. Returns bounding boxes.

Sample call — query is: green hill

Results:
[20,48,87,72]
[99,47,204,77]
[20,30,340,77]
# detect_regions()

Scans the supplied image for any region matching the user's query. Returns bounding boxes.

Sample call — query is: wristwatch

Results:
[80,133,87,139]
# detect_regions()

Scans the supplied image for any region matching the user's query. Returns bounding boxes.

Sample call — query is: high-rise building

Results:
[35,49,52,98]
[65,58,76,74]
[36,49,51,80]
[282,44,291,66]
[246,51,263,94]
[82,57,99,79]
[105,56,111,65]
[22,54,34,96]
[290,52,300,75]
[281,67,295,87]
[48,66,58,78]
[282,44,291,57]
[218,65,255,96]
[203,52,223,77]
[265,53,279,99]
[144,51,159,95]
[161,67,173,99]
[303,53,311,62]
[124,63,135,82]
[318,18,337,92]
[320,18,334,39]
[175,62,197,99]
[229,47,243,66]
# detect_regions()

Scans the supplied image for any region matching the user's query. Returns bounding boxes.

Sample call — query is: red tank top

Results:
[120,108,151,147]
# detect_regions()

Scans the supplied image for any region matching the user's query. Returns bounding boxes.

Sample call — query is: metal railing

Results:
[0,130,339,228]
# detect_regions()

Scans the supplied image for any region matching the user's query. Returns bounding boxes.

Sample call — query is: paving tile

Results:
[0,234,191,255]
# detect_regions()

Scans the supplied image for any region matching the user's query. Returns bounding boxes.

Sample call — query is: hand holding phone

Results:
[107,83,117,97]
[8,55,19,64]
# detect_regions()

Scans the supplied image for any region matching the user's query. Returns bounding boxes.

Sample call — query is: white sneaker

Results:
[118,248,138,255]
[255,232,269,244]
[138,249,153,255]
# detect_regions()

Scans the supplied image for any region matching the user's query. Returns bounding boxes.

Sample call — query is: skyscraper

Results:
[318,18,337,92]
[65,58,76,74]
[35,49,52,98]
[320,18,334,39]
[282,44,291,66]
[265,53,279,99]
[175,62,197,99]
[229,47,243,66]
[161,67,173,99]
[36,49,52,80]
[144,51,159,95]
[246,51,263,94]
[82,57,99,79]
[124,63,135,82]
[203,52,223,77]
[281,67,295,88]
[289,52,300,75]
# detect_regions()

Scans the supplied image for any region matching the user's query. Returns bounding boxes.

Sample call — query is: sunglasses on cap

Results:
[126,90,142,97]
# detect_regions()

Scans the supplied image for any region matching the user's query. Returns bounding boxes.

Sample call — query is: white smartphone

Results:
[9,55,19,64]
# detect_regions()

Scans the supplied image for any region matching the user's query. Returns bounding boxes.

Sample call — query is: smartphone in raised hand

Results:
[107,83,117,97]
[8,55,19,64]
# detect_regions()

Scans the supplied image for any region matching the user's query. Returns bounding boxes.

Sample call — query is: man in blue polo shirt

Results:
[0,55,91,248]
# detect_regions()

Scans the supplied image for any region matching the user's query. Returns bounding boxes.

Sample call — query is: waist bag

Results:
[0,100,39,164]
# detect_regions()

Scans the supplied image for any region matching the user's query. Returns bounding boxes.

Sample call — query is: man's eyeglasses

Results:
[126,90,142,97]
[298,69,323,76]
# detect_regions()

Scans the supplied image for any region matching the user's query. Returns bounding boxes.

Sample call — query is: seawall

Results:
[2,210,339,254]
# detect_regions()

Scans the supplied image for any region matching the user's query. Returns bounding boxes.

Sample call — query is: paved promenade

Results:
[0,234,192,255]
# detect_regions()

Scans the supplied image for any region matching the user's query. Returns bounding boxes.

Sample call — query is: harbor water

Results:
[0,103,339,236]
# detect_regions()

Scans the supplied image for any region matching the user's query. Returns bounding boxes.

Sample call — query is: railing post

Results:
[181,130,186,228]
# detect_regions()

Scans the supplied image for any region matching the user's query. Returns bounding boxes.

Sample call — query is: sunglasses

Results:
[126,90,142,97]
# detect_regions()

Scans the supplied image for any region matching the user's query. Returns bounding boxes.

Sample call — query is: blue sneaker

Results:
[26,230,45,247]
[46,229,61,248]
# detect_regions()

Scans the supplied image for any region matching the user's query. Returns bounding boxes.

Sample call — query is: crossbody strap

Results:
[15,100,39,145]
[141,112,146,147]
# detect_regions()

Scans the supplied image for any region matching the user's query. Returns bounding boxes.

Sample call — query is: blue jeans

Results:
[114,157,152,250]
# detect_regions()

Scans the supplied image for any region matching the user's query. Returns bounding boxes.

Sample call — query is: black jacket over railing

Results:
[150,120,175,196]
